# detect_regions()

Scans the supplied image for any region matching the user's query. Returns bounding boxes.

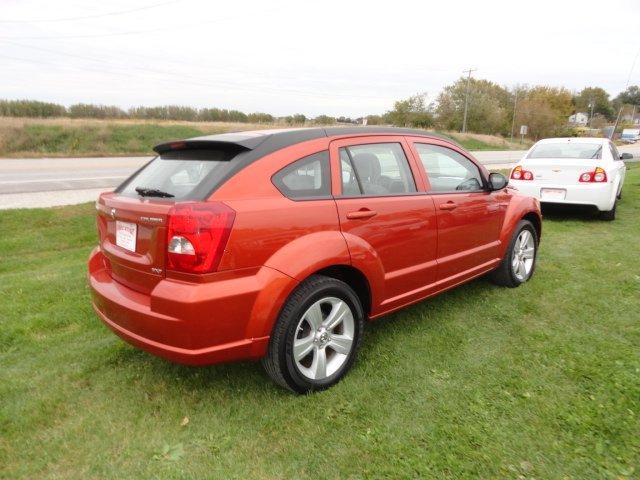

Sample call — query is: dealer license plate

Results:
[116,221,137,252]
[540,188,566,201]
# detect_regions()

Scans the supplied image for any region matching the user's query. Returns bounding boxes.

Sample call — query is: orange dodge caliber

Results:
[89,127,542,393]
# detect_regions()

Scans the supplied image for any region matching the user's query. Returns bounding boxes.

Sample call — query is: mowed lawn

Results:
[1,168,639,479]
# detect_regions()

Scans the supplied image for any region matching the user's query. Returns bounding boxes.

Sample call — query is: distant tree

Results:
[385,93,434,128]
[572,87,613,120]
[0,99,66,118]
[247,112,274,123]
[365,114,384,125]
[515,86,574,139]
[336,116,354,124]
[614,85,640,106]
[313,115,336,125]
[435,79,511,134]
[166,105,198,121]
[69,103,126,119]
[515,96,558,140]
[135,105,201,121]
[197,107,224,122]
[589,114,609,129]
[284,114,306,125]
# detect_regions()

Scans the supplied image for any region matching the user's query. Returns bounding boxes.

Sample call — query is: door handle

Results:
[439,202,457,211]
[346,209,377,220]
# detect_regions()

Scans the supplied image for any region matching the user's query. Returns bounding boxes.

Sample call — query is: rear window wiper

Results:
[135,187,174,198]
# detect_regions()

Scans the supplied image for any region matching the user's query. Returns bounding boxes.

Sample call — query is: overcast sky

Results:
[2,0,639,117]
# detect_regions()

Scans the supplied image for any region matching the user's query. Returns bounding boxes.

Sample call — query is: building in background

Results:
[568,112,589,126]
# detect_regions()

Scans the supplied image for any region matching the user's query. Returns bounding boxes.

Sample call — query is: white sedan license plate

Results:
[540,188,566,201]
[116,221,137,252]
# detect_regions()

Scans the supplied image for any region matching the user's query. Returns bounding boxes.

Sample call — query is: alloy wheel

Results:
[512,229,535,281]
[292,297,355,381]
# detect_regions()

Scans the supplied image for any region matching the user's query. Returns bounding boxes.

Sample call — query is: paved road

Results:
[1,143,639,209]
[0,156,151,194]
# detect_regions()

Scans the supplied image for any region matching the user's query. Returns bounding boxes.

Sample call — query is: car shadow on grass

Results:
[105,276,499,396]
[540,204,605,222]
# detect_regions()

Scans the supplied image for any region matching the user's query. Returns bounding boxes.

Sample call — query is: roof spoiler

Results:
[153,135,267,154]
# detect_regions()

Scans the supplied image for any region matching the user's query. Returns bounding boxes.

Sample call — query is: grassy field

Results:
[0,117,527,157]
[1,168,638,479]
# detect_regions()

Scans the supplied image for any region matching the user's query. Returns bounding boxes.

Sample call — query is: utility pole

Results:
[461,67,477,133]
[588,99,595,128]
[510,88,519,142]
[611,106,623,140]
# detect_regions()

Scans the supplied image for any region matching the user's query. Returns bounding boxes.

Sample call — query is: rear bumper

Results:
[509,180,615,211]
[88,247,289,365]
[92,305,267,365]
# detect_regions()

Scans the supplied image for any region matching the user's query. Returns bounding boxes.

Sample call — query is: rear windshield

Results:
[528,143,602,160]
[117,148,244,200]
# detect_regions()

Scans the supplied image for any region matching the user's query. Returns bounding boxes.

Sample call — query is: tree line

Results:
[2,81,639,137]
[378,81,640,139]
[0,100,285,124]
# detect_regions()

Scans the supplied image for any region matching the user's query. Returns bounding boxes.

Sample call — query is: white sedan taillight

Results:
[511,165,534,181]
[578,167,608,183]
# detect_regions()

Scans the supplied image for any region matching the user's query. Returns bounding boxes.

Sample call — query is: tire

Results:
[262,275,364,394]
[600,200,616,221]
[490,220,538,288]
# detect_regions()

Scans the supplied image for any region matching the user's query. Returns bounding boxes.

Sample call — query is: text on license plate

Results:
[540,188,566,200]
[116,221,137,252]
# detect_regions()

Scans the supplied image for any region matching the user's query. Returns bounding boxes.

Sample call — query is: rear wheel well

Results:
[315,265,371,316]
[522,212,541,242]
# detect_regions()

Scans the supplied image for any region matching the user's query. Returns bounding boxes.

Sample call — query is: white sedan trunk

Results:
[519,158,601,185]
[508,138,626,213]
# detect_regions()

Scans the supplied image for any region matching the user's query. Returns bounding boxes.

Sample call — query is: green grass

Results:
[0,118,524,157]
[0,122,218,157]
[1,169,639,479]
[443,132,531,151]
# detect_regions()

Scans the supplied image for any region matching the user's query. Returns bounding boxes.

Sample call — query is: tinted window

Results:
[415,144,483,192]
[339,143,416,196]
[118,148,241,200]
[272,151,331,199]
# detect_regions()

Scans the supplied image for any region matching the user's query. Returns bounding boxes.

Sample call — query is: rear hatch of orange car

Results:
[95,144,249,294]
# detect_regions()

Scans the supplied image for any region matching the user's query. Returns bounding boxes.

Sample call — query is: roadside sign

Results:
[519,125,528,135]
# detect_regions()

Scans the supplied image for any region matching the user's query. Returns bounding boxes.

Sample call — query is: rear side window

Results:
[415,144,483,192]
[272,151,331,199]
[118,148,243,200]
[339,143,416,196]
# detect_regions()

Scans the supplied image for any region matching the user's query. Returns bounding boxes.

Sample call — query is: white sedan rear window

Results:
[528,143,602,160]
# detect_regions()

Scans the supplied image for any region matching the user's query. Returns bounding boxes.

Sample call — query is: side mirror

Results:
[620,153,634,160]
[488,172,508,191]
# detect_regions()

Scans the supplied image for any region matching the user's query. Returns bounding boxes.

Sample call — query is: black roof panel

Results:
[153,126,461,154]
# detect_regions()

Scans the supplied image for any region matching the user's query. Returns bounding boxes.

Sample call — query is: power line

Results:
[3,39,449,107]
[0,1,181,23]
[0,6,282,40]
[624,45,640,89]
[610,44,640,139]
[0,41,390,101]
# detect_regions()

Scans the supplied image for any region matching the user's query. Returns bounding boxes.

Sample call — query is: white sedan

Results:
[508,137,630,220]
